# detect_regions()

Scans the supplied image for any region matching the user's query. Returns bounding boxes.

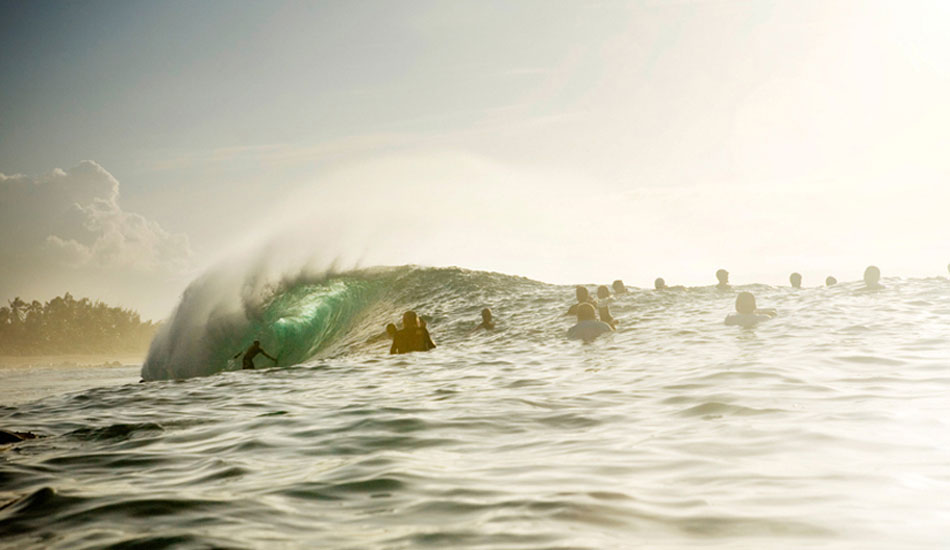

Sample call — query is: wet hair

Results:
[716,269,729,283]
[654,277,666,290]
[481,308,492,319]
[735,292,757,314]
[825,276,837,286]
[612,280,626,293]
[402,311,418,328]
[864,265,881,284]
[597,285,610,300]
[789,272,802,288]
[253,340,260,345]
[575,286,589,300]
[386,323,397,337]
[576,303,596,321]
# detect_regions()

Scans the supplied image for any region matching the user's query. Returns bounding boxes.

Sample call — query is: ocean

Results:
[2,267,950,549]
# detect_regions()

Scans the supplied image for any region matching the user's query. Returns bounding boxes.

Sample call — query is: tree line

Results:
[0,293,158,355]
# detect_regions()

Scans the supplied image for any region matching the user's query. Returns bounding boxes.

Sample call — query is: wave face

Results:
[141,266,542,380]
[5,271,950,550]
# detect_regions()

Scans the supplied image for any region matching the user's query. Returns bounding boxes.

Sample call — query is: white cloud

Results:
[0,160,192,272]
[0,161,194,318]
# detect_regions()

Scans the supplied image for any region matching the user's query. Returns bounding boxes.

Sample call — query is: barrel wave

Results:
[141,265,537,380]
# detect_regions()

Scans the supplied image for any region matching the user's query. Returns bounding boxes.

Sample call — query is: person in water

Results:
[386,323,399,354]
[233,340,276,369]
[826,276,837,286]
[596,285,617,328]
[789,272,802,289]
[862,265,885,290]
[476,308,495,330]
[612,280,627,295]
[715,269,731,290]
[392,311,436,354]
[655,277,685,291]
[567,286,597,315]
[725,292,777,328]
[567,303,614,342]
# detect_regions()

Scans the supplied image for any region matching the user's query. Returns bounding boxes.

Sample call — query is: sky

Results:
[1,0,949,319]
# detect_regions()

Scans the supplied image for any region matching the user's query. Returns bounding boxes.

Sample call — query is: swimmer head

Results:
[402,310,418,328]
[385,323,397,338]
[789,272,802,289]
[863,265,881,285]
[826,276,837,286]
[612,280,627,294]
[576,302,596,321]
[575,286,590,302]
[654,277,667,290]
[735,291,757,314]
[481,308,492,322]
[716,269,729,284]
[597,285,610,300]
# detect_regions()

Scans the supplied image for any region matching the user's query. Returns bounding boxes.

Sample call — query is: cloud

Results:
[0,161,194,318]
[0,160,192,272]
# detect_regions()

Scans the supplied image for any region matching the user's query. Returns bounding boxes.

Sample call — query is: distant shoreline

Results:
[0,354,144,369]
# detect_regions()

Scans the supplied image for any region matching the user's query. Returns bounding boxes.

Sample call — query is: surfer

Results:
[476,308,495,330]
[392,311,436,354]
[386,323,398,354]
[596,285,617,328]
[612,280,627,294]
[861,265,885,291]
[655,277,685,291]
[233,340,276,369]
[567,286,597,315]
[725,292,776,328]
[826,276,837,286]
[567,303,614,342]
[715,269,731,290]
[790,272,802,289]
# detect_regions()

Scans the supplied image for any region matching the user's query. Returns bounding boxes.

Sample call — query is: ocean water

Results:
[3,267,950,549]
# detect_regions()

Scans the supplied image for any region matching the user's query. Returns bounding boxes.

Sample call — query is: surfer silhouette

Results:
[567,303,614,342]
[386,323,399,354]
[392,311,436,354]
[715,269,731,290]
[725,292,776,327]
[612,280,627,294]
[861,265,884,290]
[476,308,495,330]
[567,286,597,315]
[790,272,802,289]
[596,285,617,329]
[233,340,276,369]
[655,277,685,291]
